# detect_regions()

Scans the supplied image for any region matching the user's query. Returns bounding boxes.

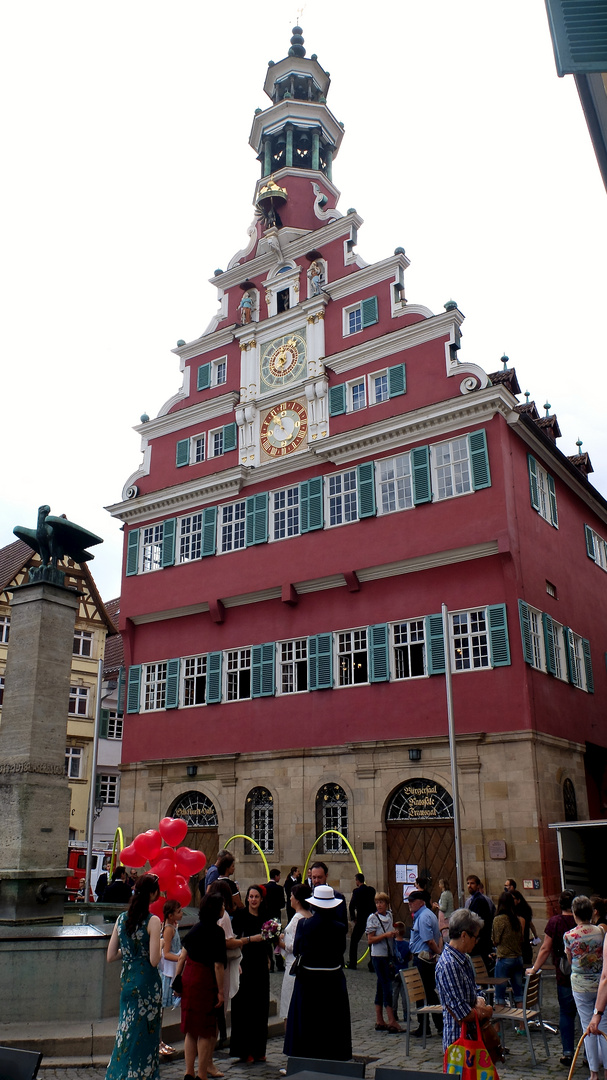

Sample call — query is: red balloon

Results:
[133,829,162,861]
[119,843,146,868]
[149,898,165,919]
[173,881,192,907]
[154,857,178,892]
[158,817,188,847]
[150,847,176,868]
[174,847,207,877]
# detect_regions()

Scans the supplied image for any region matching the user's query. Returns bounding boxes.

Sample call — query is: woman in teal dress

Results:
[106,873,163,1080]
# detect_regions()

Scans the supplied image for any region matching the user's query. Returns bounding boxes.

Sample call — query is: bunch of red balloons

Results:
[119,816,207,917]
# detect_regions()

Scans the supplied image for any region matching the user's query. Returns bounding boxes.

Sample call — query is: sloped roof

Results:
[0,538,33,593]
[103,597,123,675]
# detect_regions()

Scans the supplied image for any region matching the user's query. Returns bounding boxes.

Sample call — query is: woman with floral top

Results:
[565,894,607,1080]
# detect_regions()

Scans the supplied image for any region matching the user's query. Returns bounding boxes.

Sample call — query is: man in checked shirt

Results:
[435,907,488,1052]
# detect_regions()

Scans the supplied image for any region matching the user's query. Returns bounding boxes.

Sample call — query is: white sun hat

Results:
[308,884,342,908]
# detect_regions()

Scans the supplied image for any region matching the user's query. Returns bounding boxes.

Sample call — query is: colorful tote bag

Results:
[444,1017,499,1080]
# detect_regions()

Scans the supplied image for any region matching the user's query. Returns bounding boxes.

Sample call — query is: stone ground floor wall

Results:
[118,728,588,925]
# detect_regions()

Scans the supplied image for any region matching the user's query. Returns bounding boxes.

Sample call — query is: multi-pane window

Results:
[350,380,366,412]
[245,787,274,854]
[272,487,300,540]
[73,630,93,657]
[328,470,358,527]
[316,783,348,853]
[348,306,362,334]
[193,436,205,464]
[528,608,545,671]
[183,655,207,706]
[451,610,490,670]
[0,616,10,644]
[0,674,4,707]
[537,467,551,521]
[393,620,426,678]
[106,711,123,740]
[211,429,224,457]
[180,513,203,562]
[586,525,607,570]
[567,630,587,690]
[378,454,413,514]
[69,686,89,716]
[98,774,120,805]
[226,648,251,701]
[65,746,83,779]
[143,662,168,711]
[214,359,227,385]
[338,629,368,685]
[552,621,566,681]
[221,501,246,553]
[432,437,472,501]
[371,371,389,404]
[142,523,163,572]
[279,639,307,694]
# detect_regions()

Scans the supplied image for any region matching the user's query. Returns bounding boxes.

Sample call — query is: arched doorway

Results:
[385,778,455,925]
[169,790,219,906]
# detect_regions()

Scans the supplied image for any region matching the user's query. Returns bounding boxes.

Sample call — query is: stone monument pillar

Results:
[0,581,80,923]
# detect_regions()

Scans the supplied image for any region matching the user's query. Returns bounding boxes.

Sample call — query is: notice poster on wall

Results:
[395,863,419,899]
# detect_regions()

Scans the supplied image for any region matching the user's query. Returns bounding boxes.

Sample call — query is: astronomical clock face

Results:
[259,329,307,392]
[260,400,308,458]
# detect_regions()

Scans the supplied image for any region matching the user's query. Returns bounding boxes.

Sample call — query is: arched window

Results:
[386,778,454,821]
[245,787,274,853]
[563,778,578,822]
[169,790,218,827]
[316,783,348,853]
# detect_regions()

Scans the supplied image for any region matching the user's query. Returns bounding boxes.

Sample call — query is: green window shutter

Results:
[412,445,431,504]
[562,626,574,684]
[308,633,333,690]
[329,384,346,417]
[469,429,491,491]
[126,529,140,577]
[117,666,125,718]
[126,665,141,714]
[425,614,445,674]
[357,462,376,518]
[585,524,596,561]
[161,518,176,567]
[487,604,510,667]
[223,422,237,452]
[246,492,269,546]
[361,295,378,327]
[518,600,534,665]
[165,658,181,709]
[176,439,190,467]
[252,642,275,698]
[197,363,211,391]
[369,623,390,683]
[548,474,558,527]
[528,455,540,511]
[206,652,223,704]
[544,0,607,76]
[388,363,406,398]
[99,709,110,738]
[201,506,217,557]
[300,477,324,533]
[542,613,557,676]
[583,639,594,693]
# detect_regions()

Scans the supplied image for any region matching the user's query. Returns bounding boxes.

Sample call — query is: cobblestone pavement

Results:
[42,969,587,1080]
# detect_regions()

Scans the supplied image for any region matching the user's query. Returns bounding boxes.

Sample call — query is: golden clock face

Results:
[260,330,306,391]
[260,400,308,457]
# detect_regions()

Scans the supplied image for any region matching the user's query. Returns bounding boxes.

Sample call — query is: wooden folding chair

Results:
[494,971,550,1066]
[399,967,443,1056]
[470,955,509,1004]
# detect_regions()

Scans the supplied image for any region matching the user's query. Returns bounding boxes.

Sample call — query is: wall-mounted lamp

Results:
[408,748,422,762]
[186,764,198,778]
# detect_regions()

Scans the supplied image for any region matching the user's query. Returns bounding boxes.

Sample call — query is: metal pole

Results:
[442,603,465,908]
[84,657,104,906]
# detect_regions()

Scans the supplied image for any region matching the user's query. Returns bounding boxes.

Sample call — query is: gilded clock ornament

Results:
[260,329,307,390]
[260,400,308,457]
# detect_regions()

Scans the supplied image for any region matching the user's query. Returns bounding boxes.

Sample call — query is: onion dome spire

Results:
[289,25,306,58]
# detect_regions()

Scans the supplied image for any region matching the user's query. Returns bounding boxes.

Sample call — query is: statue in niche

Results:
[14,505,103,587]
[308,260,324,295]
[238,291,255,324]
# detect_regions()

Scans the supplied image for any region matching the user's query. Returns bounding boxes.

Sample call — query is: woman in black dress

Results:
[284,885,352,1061]
[175,893,226,1080]
[229,885,270,1063]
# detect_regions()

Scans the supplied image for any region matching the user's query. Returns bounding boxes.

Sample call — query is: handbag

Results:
[444,1016,500,1079]
[289,953,303,977]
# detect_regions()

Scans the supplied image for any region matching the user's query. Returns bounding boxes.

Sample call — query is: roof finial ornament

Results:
[544,400,551,417]
[501,353,509,370]
[289,24,306,58]
[524,390,530,403]
[576,437,583,452]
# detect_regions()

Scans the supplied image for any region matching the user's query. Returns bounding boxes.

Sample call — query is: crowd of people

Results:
[103,856,607,1079]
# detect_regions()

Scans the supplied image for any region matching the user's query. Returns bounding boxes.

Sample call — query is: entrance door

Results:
[386,822,455,926]
[185,827,219,906]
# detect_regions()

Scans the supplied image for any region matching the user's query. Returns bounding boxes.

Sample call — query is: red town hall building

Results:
[108,27,607,917]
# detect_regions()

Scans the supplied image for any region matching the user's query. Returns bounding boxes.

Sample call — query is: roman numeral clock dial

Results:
[259,330,307,391]
[260,401,308,457]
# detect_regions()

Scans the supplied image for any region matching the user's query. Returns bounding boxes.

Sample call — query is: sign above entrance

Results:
[170,790,219,827]
[386,778,454,821]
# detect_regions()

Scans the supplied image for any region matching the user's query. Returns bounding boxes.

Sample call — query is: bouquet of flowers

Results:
[261,917,282,955]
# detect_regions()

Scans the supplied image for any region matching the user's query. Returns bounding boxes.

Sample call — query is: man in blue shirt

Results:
[408,891,443,1036]
[435,907,486,1052]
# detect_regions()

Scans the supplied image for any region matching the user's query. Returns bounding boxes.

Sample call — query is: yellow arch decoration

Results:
[303,829,369,966]
[224,834,270,883]
[110,826,124,876]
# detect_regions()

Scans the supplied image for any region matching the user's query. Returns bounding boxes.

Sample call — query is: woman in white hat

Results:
[283,885,352,1061]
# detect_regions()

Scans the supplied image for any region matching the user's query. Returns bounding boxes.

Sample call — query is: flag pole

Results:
[442,603,465,908]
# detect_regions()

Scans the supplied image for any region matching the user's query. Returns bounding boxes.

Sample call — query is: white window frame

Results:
[278,638,308,695]
[219,500,247,553]
[98,773,120,805]
[226,648,252,701]
[65,746,83,779]
[536,464,552,523]
[210,428,224,458]
[336,628,368,687]
[431,436,472,501]
[527,607,546,672]
[343,302,363,336]
[182,654,207,707]
[348,377,366,413]
[143,662,168,711]
[271,485,300,541]
[392,619,427,679]
[377,452,413,515]
[191,433,205,464]
[179,512,204,563]
[551,620,568,682]
[326,469,358,528]
[0,673,4,708]
[588,526,607,571]
[106,711,123,740]
[450,609,491,671]
[567,629,587,691]
[73,630,93,657]
[212,356,227,386]
[141,523,164,573]
[69,685,89,716]
[0,616,10,644]
[369,369,389,405]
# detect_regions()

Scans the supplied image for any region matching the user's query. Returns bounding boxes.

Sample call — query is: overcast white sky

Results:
[2,1,606,601]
